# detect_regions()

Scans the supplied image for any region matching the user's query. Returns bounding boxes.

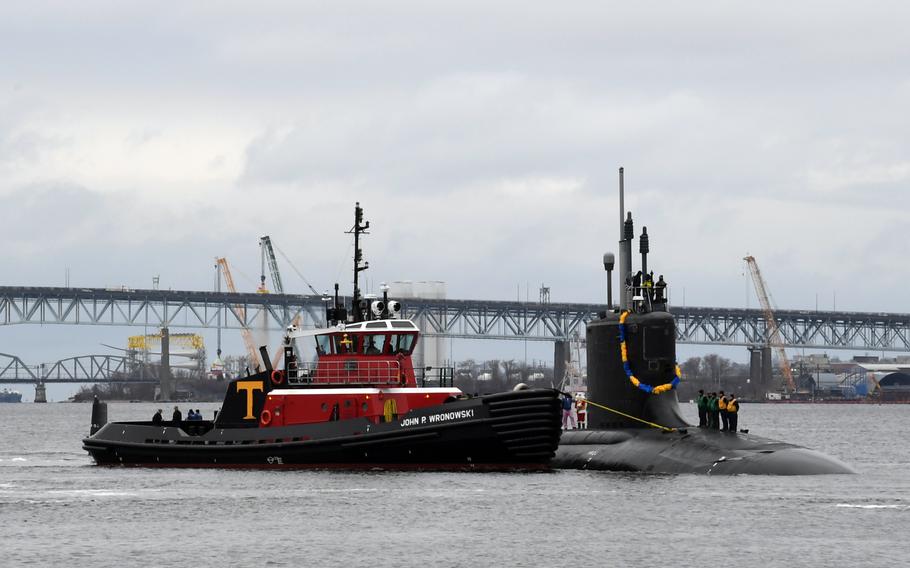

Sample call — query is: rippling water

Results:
[1,402,908,567]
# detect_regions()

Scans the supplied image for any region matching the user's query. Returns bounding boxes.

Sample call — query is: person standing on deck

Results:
[696,390,707,427]
[575,397,587,429]
[172,406,182,424]
[717,391,728,432]
[654,275,667,304]
[642,272,653,301]
[708,393,720,429]
[631,271,643,295]
[727,394,740,432]
[561,393,576,430]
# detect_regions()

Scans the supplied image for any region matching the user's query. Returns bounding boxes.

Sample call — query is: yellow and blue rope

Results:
[619,311,681,395]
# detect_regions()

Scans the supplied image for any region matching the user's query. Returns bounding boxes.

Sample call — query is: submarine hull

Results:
[554,429,855,475]
[558,309,853,475]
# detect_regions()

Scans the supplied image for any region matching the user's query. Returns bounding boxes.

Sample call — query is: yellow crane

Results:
[743,255,796,392]
[215,257,262,371]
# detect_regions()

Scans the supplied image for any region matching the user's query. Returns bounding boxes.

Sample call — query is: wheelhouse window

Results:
[333,333,357,355]
[361,334,386,355]
[393,333,416,355]
[315,335,333,356]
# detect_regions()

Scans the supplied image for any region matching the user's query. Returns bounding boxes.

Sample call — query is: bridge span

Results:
[0,353,158,384]
[2,286,909,352]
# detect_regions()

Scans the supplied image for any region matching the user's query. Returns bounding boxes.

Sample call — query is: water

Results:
[1,402,908,567]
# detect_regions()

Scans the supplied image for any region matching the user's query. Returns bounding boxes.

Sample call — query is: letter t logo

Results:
[236,381,264,419]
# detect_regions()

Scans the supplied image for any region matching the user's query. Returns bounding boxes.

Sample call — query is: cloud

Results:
[0,0,908,366]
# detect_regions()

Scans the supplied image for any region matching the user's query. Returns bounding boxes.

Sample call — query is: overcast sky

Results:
[2,2,909,393]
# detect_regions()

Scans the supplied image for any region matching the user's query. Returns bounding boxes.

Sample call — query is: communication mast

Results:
[346,202,370,322]
[743,255,796,392]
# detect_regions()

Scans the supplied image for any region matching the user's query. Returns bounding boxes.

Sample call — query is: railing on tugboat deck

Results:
[416,366,455,388]
[288,359,403,386]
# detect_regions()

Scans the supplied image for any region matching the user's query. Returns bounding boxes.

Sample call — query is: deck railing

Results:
[288,359,403,386]
[416,366,455,388]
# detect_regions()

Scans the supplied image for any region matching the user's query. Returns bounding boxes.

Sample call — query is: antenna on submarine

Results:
[619,167,625,242]
[618,168,633,310]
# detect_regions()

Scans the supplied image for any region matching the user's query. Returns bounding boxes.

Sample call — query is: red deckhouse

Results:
[260,318,462,428]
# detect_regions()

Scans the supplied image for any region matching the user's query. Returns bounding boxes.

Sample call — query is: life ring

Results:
[270,369,286,386]
[260,409,272,426]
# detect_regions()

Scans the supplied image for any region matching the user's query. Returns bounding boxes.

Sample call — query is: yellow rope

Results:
[579,397,678,433]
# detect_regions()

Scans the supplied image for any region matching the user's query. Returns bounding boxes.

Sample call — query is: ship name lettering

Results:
[400,409,475,428]
[428,409,474,423]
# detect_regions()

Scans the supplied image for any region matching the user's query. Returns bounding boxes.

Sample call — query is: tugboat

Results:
[553,169,855,475]
[83,204,562,469]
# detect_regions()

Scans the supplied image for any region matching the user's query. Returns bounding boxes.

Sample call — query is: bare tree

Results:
[702,354,732,389]
[680,357,702,382]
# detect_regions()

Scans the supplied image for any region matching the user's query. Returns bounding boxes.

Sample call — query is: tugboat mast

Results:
[347,202,370,322]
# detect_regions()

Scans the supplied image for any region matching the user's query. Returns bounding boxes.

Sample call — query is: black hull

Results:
[554,428,855,475]
[571,309,854,475]
[83,389,562,469]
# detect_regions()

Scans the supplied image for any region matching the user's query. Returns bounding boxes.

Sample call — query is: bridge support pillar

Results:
[748,347,762,398]
[34,382,47,403]
[554,340,570,388]
[761,347,772,386]
[748,345,775,398]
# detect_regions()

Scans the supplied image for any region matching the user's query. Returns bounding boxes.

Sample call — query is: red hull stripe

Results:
[268,387,462,396]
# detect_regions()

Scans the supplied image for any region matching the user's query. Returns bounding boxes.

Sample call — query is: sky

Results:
[2,2,909,398]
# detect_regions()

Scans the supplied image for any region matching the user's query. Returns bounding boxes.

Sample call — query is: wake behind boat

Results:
[83,203,562,469]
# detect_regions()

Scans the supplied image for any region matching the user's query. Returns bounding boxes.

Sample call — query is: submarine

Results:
[552,170,854,475]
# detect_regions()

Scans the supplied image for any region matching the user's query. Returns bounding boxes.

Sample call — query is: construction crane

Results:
[259,236,321,368]
[259,236,284,294]
[259,236,290,369]
[215,257,262,371]
[743,255,796,392]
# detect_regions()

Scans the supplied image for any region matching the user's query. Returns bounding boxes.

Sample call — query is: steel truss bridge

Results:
[1,286,908,353]
[0,353,158,384]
